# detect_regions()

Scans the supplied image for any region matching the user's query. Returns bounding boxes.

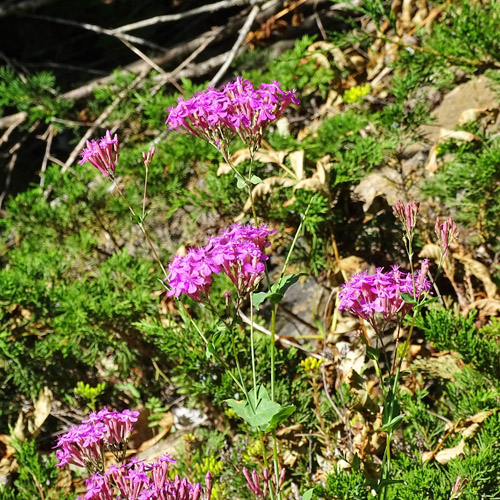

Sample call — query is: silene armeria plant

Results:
[76,77,305,500]
[74,75,462,500]
[338,200,458,499]
[54,408,213,500]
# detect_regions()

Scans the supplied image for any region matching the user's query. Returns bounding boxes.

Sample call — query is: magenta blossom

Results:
[166,223,276,300]
[165,77,299,155]
[393,200,420,234]
[79,130,119,176]
[338,263,431,330]
[55,408,140,471]
[435,217,459,258]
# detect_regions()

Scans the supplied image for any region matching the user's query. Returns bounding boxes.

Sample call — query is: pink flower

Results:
[435,217,459,257]
[165,78,299,155]
[338,263,431,330]
[79,130,119,176]
[165,223,276,300]
[393,200,420,234]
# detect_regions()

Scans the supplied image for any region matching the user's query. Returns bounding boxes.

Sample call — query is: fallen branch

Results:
[239,310,325,360]
[209,4,261,86]
[0,0,58,18]
[26,13,166,51]
[112,0,251,33]
[60,69,150,174]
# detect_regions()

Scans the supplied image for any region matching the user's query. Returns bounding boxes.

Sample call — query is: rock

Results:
[419,75,499,141]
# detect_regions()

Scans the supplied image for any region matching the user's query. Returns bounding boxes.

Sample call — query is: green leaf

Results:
[366,345,380,361]
[253,273,306,308]
[379,414,405,432]
[226,386,293,430]
[271,273,305,297]
[253,291,271,309]
[249,175,263,185]
[206,343,216,359]
[302,488,314,500]
[236,175,247,189]
[399,292,417,304]
[266,404,296,431]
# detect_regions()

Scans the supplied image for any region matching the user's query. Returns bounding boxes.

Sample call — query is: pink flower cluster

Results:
[243,467,285,498]
[166,223,275,300]
[165,77,299,154]
[79,130,119,177]
[435,217,459,257]
[80,456,211,500]
[338,263,431,329]
[55,408,139,469]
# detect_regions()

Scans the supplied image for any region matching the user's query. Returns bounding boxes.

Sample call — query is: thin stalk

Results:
[250,293,258,406]
[271,428,281,500]
[231,334,253,409]
[142,163,149,220]
[112,177,168,279]
[183,303,246,396]
[270,304,277,401]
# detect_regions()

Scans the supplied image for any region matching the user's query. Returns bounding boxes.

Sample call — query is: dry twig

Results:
[209,4,261,86]
[112,0,251,33]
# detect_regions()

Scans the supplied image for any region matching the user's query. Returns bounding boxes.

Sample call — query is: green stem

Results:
[183,304,246,396]
[250,293,258,406]
[272,428,281,500]
[231,334,253,410]
[112,177,168,279]
[270,304,277,402]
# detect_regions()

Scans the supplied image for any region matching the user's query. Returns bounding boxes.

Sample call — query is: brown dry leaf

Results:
[29,387,53,437]
[459,410,492,439]
[289,150,304,180]
[13,387,53,441]
[254,149,289,166]
[353,166,402,211]
[217,148,291,177]
[419,244,455,277]
[137,412,174,452]
[458,108,489,126]
[423,439,466,465]
[454,254,497,298]
[464,298,500,317]
[438,128,481,142]
[425,143,439,174]
[418,243,441,261]
[217,163,232,176]
[282,449,299,467]
[336,256,365,276]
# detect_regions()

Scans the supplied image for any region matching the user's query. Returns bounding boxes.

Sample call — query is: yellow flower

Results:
[343,84,371,104]
[300,356,324,373]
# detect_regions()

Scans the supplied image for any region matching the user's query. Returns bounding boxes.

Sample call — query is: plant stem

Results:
[231,334,253,410]
[112,177,168,279]
[250,293,258,406]
[270,303,277,402]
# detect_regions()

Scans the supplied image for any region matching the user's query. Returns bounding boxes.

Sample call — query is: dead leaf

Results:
[353,166,402,211]
[419,244,455,277]
[454,254,497,298]
[438,128,481,142]
[418,243,441,261]
[13,387,53,441]
[282,449,299,467]
[137,412,174,452]
[464,298,500,317]
[457,108,489,126]
[336,256,365,276]
[425,143,439,174]
[423,439,466,465]
[289,150,304,180]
